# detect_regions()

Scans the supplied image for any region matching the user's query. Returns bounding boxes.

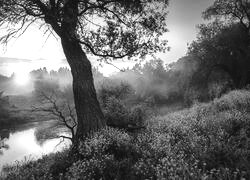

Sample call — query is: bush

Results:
[3,156,53,180]
[3,150,72,180]
[103,97,130,128]
[66,128,137,180]
[98,80,148,129]
[66,127,199,180]
[129,105,147,127]
[66,126,249,180]
[103,96,147,129]
[213,90,250,112]
[98,80,134,107]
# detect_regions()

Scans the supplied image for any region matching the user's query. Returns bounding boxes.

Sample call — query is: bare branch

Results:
[32,91,77,143]
[104,60,126,72]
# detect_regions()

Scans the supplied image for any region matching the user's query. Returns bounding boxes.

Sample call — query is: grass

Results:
[1,89,250,179]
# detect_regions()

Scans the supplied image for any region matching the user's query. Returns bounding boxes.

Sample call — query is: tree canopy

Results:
[185,0,250,92]
[203,0,250,33]
[0,0,169,61]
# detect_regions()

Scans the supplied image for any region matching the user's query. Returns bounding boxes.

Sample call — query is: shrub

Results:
[67,126,248,180]
[3,150,72,180]
[98,80,134,107]
[213,90,250,112]
[66,128,137,180]
[103,96,147,129]
[3,156,53,180]
[129,105,147,127]
[103,96,130,128]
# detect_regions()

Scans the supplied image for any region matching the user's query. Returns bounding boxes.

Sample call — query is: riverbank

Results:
[0,126,70,172]
[1,89,250,179]
[0,94,47,130]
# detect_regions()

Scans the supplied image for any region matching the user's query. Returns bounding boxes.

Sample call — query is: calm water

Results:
[0,128,70,171]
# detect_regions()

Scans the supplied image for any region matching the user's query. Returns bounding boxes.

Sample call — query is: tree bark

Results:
[61,37,105,143]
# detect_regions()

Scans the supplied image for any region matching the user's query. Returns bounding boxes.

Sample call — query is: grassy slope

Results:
[2,89,250,180]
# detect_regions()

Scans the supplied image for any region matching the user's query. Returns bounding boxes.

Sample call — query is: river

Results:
[0,126,70,172]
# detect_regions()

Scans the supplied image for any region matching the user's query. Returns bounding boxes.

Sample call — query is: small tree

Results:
[0,0,169,144]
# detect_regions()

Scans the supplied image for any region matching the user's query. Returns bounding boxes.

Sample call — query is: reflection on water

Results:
[0,128,70,171]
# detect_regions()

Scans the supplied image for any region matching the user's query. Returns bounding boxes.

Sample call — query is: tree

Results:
[188,21,250,88]
[203,0,250,87]
[0,0,169,144]
[203,0,250,34]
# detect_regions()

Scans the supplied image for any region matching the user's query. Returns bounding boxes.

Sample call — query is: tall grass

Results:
[2,89,250,180]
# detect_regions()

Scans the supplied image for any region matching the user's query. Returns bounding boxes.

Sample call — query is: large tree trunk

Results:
[61,37,105,144]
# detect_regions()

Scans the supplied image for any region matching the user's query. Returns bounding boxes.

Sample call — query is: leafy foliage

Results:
[98,81,147,129]
[185,22,250,104]
[0,0,169,61]
[203,0,250,32]
[98,80,134,107]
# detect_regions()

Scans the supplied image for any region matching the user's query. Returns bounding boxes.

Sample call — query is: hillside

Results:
[2,89,250,179]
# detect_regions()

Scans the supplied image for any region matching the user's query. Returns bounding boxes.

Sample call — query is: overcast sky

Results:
[0,0,214,76]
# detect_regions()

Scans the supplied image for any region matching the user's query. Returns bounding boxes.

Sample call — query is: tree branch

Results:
[79,40,138,59]
[32,91,77,143]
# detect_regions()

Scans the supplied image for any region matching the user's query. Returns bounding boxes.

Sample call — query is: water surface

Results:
[0,127,70,171]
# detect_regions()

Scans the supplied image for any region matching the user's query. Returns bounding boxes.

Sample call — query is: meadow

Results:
[1,89,250,180]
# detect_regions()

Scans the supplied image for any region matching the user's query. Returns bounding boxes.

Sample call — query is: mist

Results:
[0,56,200,108]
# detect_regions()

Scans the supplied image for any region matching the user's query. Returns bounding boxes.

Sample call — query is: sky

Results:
[0,0,214,77]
